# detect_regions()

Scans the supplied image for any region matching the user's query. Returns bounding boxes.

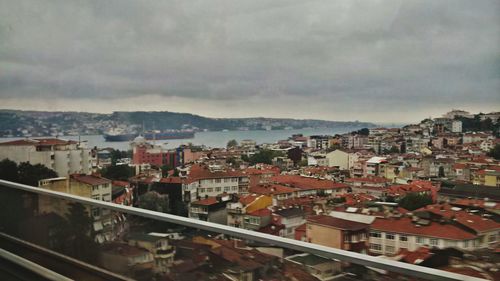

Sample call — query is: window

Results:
[215,187,221,192]
[416,237,425,244]
[92,208,100,217]
[385,245,395,254]
[430,239,438,246]
[464,240,469,248]
[370,232,381,238]
[400,235,408,241]
[206,188,213,193]
[215,179,221,183]
[92,195,100,200]
[231,186,238,191]
[370,243,382,251]
[199,188,205,193]
[488,233,496,243]
[224,187,230,192]
[224,178,230,183]
[385,233,395,240]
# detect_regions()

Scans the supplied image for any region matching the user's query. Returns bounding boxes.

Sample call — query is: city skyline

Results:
[1,0,499,123]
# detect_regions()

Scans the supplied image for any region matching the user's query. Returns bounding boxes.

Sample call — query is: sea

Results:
[0,124,404,151]
[1,128,350,151]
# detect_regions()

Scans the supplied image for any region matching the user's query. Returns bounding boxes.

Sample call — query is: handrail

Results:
[0,179,486,281]
[0,248,73,281]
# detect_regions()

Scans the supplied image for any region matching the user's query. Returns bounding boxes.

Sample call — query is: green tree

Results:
[247,149,284,165]
[398,193,433,211]
[0,158,19,182]
[227,139,238,148]
[110,149,132,165]
[488,144,500,160]
[139,191,170,213]
[100,165,134,181]
[17,162,58,186]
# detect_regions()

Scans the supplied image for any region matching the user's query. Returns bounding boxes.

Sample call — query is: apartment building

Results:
[0,138,95,176]
[38,174,115,243]
[182,164,249,202]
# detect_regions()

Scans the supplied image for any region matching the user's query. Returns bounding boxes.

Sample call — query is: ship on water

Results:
[104,128,195,142]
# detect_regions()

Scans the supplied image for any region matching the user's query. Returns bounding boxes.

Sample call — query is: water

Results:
[0,127,362,150]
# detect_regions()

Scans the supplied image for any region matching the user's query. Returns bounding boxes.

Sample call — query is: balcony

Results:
[0,179,484,281]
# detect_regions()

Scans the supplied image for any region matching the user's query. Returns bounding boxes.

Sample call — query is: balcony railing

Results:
[0,179,486,281]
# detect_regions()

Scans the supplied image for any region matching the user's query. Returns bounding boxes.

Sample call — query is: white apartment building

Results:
[182,164,249,202]
[0,138,95,176]
[451,120,462,133]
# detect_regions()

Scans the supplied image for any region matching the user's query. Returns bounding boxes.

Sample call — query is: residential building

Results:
[0,138,95,176]
[302,215,369,253]
[99,242,154,280]
[38,174,115,243]
[189,194,233,225]
[272,207,306,238]
[182,164,249,202]
[126,233,175,275]
[227,194,272,228]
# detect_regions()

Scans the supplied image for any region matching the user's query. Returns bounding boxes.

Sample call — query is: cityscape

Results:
[1,1,499,281]
[0,108,499,281]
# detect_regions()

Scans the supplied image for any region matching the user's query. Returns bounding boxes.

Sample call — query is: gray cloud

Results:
[0,0,499,122]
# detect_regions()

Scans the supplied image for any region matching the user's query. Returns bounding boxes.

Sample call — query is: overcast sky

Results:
[0,0,498,123]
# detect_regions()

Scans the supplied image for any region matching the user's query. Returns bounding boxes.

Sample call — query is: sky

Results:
[0,0,499,123]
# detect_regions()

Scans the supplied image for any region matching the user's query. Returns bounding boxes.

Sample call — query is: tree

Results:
[0,158,19,182]
[0,159,58,186]
[247,149,284,165]
[398,193,433,211]
[488,144,500,160]
[17,162,58,186]
[100,165,135,181]
[139,191,170,213]
[227,139,238,148]
[353,128,369,136]
[110,149,132,165]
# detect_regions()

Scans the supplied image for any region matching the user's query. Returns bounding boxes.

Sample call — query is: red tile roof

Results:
[345,177,389,184]
[249,184,298,196]
[397,247,432,264]
[371,217,477,240]
[186,164,245,183]
[239,194,261,205]
[112,180,129,188]
[70,174,110,186]
[191,197,219,206]
[416,204,500,233]
[159,177,182,184]
[0,138,77,146]
[307,215,369,231]
[270,175,348,191]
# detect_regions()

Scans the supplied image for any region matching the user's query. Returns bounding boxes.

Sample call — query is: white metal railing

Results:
[0,179,486,281]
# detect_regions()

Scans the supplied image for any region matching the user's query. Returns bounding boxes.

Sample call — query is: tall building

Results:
[0,138,95,176]
[131,136,181,167]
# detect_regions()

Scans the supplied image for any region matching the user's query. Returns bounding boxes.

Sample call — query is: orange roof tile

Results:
[371,217,477,240]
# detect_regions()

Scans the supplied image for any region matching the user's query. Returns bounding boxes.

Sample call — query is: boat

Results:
[103,128,137,142]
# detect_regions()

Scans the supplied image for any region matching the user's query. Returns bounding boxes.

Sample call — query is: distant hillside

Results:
[0,109,376,137]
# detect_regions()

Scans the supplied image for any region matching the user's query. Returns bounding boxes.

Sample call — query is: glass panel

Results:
[0,183,483,281]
